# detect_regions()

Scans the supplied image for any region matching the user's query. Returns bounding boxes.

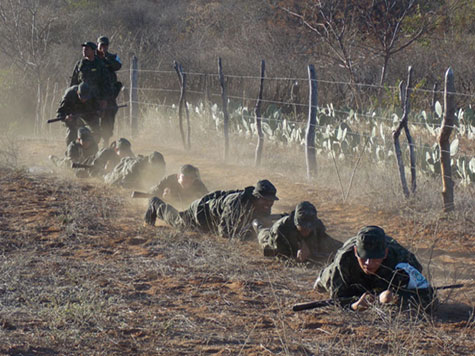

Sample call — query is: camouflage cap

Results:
[180,164,200,179]
[294,201,318,229]
[81,41,97,50]
[77,126,93,141]
[355,226,387,259]
[97,36,109,45]
[148,151,165,165]
[77,82,91,100]
[253,179,278,201]
[116,138,133,155]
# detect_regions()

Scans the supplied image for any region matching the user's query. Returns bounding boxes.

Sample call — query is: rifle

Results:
[71,162,94,169]
[292,283,465,312]
[47,104,127,123]
[131,191,154,199]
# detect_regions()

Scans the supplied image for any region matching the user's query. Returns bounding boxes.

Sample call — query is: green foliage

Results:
[192,98,474,185]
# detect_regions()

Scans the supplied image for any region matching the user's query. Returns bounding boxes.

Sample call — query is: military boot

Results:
[144,197,164,226]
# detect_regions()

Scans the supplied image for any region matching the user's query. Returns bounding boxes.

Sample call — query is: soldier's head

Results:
[353,226,388,275]
[97,35,109,55]
[178,164,200,189]
[77,126,94,149]
[81,41,97,60]
[148,151,166,175]
[294,201,318,237]
[113,138,134,158]
[252,179,278,216]
[77,82,92,103]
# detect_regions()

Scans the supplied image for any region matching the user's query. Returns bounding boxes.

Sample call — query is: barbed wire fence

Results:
[43,57,474,210]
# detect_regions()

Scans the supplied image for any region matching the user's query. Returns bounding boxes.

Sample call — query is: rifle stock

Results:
[71,162,93,169]
[131,191,153,199]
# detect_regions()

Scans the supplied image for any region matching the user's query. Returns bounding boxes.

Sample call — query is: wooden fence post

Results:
[255,60,265,167]
[305,64,318,179]
[393,66,414,198]
[129,55,139,137]
[218,57,230,160]
[438,67,455,212]
[174,61,190,150]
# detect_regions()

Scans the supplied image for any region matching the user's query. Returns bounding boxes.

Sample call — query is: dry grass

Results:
[0,130,473,355]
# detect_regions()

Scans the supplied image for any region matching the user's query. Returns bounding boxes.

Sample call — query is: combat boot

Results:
[144,197,164,226]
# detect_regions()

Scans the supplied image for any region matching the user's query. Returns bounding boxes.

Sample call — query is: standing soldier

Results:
[55,82,101,146]
[96,36,122,146]
[70,41,113,140]
[144,179,278,240]
[255,201,342,262]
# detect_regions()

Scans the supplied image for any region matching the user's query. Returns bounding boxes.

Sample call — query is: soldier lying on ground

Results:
[49,127,99,172]
[255,201,342,263]
[148,164,208,209]
[84,138,134,177]
[314,226,437,312]
[144,179,278,239]
[55,82,101,146]
[104,151,166,189]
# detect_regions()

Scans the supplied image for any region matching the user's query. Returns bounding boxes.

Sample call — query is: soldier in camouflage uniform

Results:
[96,36,122,146]
[104,151,166,189]
[49,126,99,172]
[55,82,101,146]
[314,226,436,312]
[86,138,134,177]
[148,164,208,209]
[144,179,278,239]
[256,201,342,262]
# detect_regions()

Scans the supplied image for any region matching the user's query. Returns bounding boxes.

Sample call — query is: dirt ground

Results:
[0,136,473,355]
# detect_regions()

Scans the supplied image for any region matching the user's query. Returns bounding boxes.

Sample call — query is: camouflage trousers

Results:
[100,99,118,145]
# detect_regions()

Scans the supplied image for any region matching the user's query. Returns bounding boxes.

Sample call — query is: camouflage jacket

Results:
[149,174,209,208]
[189,186,267,239]
[70,56,113,100]
[318,235,424,305]
[87,147,121,177]
[104,155,165,189]
[266,211,327,258]
[66,140,99,164]
[56,86,100,121]
[99,52,122,83]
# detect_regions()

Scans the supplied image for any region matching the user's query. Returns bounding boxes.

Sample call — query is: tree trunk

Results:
[305,64,318,179]
[393,66,413,198]
[254,60,265,167]
[218,57,230,160]
[438,68,455,212]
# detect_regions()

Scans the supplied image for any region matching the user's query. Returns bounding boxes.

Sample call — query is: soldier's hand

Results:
[64,114,73,122]
[296,243,310,262]
[162,188,171,198]
[351,292,375,311]
[379,289,397,304]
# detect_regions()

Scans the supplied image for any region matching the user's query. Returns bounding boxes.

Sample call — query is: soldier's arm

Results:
[70,62,80,86]
[107,53,122,71]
